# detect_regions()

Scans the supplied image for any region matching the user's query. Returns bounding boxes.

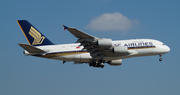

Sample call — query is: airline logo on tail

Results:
[29,26,45,45]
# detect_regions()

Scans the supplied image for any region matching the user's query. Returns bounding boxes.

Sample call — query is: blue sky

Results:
[0,0,180,95]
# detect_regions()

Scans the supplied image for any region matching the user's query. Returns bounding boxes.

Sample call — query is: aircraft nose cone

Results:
[166,46,170,53]
[157,45,170,54]
[163,45,170,53]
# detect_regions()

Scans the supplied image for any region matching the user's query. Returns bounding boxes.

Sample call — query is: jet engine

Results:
[97,39,112,48]
[113,46,128,53]
[108,59,122,66]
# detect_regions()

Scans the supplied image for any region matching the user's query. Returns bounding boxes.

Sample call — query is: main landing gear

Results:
[89,60,105,68]
[159,55,162,62]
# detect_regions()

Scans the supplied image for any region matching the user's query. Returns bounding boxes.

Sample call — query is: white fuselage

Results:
[24,39,170,62]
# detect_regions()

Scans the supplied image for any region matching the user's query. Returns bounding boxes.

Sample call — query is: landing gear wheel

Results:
[101,65,104,68]
[89,64,92,67]
[159,58,162,62]
[89,62,95,67]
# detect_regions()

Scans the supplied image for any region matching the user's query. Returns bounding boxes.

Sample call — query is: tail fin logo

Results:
[29,26,45,45]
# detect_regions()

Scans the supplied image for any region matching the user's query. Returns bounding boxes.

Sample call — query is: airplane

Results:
[17,20,170,68]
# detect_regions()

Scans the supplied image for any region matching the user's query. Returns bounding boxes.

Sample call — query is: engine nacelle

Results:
[113,46,128,53]
[97,39,112,48]
[108,59,122,66]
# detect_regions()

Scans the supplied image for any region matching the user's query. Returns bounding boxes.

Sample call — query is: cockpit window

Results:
[162,43,165,45]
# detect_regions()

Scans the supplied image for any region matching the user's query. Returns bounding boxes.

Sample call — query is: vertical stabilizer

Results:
[17,20,54,46]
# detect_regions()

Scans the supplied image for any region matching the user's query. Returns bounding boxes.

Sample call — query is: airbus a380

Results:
[17,20,170,68]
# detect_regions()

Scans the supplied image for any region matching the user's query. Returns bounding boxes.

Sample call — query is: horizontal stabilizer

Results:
[18,43,46,53]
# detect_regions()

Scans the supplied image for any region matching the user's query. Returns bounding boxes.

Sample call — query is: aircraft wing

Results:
[63,25,129,59]
[62,25,97,39]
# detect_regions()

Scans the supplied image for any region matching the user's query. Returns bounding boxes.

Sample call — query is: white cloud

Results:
[85,12,139,32]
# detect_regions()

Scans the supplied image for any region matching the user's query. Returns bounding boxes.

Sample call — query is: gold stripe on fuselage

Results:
[36,46,156,58]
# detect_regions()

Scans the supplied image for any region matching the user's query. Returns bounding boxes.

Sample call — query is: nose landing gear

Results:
[159,55,162,61]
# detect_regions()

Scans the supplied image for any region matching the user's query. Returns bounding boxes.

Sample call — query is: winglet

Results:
[62,25,68,30]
